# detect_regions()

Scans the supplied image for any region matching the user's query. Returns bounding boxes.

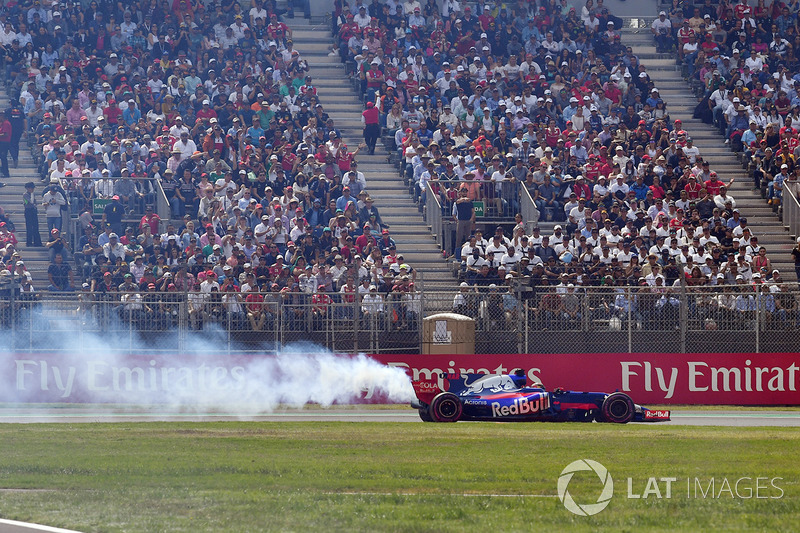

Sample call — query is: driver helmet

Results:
[510,369,527,388]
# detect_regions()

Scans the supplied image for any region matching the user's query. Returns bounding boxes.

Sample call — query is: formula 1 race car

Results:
[411,371,670,423]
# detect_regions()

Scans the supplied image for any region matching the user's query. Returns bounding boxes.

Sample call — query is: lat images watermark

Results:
[558,460,785,516]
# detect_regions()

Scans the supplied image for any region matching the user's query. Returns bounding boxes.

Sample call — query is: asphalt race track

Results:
[0,408,798,426]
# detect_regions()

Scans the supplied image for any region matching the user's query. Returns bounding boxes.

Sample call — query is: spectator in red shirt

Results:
[0,114,11,180]
[245,285,267,331]
[355,224,376,255]
[103,99,122,125]
[335,141,365,174]
[684,175,702,199]
[139,205,161,234]
[362,101,380,154]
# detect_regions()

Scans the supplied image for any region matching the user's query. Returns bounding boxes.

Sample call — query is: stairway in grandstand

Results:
[621,25,798,281]
[286,17,456,288]
[0,87,52,284]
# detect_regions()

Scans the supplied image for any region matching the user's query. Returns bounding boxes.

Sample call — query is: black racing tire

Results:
[601,392,635,424]
[418,407,434,422]
[429,392,463,423]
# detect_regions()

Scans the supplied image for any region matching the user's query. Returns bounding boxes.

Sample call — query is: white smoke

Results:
[225,349,417,410]
[6,312,416,412]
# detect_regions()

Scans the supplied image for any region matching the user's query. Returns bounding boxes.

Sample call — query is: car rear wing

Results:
[412,373,467,405]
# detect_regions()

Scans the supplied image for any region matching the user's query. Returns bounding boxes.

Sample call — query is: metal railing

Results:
[620,16,658,31]
[424,181,443,251]
[784,180,800,241]
[1,285,798,355]
[519,185,540,233]
[425,178,531,254]
[153,178,171,226]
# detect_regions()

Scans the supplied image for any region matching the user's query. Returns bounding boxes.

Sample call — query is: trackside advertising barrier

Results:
[0,352,798,405]
[371,353,800,405]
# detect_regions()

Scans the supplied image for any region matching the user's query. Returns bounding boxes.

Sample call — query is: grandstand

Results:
[0,0,799,355]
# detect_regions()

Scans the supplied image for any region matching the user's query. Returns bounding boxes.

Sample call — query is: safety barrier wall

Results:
[1,352,797,405]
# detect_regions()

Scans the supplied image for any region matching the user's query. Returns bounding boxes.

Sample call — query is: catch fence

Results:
[1,285,798,355]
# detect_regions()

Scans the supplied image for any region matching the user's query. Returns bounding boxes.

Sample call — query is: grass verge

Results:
[0,423,797,532]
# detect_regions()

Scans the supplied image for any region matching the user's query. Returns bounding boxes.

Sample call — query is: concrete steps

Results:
[289,20,453,286]
[0,98,53,285]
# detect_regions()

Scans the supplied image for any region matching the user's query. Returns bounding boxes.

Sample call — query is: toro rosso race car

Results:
[411,371,670,423]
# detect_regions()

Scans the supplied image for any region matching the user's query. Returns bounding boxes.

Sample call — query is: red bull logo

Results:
[491,394,549,418]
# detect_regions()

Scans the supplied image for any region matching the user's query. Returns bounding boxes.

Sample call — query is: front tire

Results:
[429,392,463,423]
[601,392,635,423]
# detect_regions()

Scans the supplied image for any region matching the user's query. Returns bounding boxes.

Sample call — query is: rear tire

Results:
[601,392,635,423]
[418,407,433,422]
[429,392,462,423]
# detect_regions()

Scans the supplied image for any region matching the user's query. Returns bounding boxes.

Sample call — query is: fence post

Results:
[128,304,134,353]
[29,293,34,351]
[524,302,529,355]
[626,286,632,354]
[581,290,589,333]
[679,283,688,355]
[177,296,187,354]
[353,292,359,354]
[516,285,524,355]
[418,289,425,354]
[278,296,285,351]
[755,285,761,354]
[275,296,282,354]
[226,307,232,356]
[9,280,16,350]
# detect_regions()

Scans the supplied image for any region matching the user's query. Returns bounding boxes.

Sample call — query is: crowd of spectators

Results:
[652,0,800,282]
[328,0,800,298]
[658,1,800,209]
[0,0,798,335]
[0,0,433,333]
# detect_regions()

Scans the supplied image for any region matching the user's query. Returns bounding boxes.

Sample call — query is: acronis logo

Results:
[491,394,549,417]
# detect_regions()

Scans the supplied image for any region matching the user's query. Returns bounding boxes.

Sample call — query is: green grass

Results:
[0,423,797,532]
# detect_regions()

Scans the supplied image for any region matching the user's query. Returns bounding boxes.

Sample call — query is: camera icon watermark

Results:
[557,459,614,516]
